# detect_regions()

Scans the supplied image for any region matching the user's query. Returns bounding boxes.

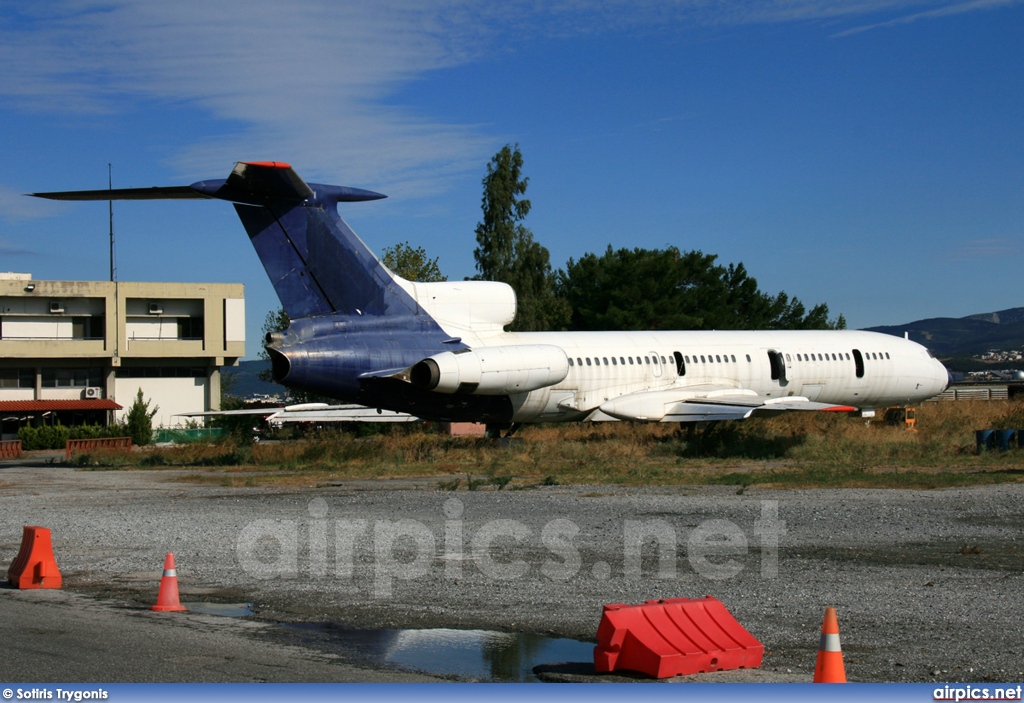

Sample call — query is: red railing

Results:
[66,437,133,460]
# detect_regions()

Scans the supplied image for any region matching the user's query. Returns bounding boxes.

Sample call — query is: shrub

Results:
[124,389,159,446]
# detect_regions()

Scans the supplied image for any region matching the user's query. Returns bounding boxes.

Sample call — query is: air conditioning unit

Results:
[49,301,64,314]
[149,302,163,315]
[83,387,103,399]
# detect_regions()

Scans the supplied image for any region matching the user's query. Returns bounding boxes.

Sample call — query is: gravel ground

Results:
[1,457,1022,683]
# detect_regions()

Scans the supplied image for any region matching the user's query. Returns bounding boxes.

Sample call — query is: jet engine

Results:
[407,345,569,395]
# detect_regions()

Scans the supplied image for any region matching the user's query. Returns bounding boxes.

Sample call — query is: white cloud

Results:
[947,235,1024,260]
[0,183,61,222]
[831,0,1019,36]
[0,0,1016,194]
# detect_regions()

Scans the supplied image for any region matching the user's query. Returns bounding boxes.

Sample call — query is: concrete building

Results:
[0,273,244,439]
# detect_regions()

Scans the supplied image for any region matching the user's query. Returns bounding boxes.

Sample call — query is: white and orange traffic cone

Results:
[813,606,846,683]
[151,552,187,612]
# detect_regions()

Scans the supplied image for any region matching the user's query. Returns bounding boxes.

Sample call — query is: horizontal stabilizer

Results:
[30,185,208,201]
[30,162,386,206]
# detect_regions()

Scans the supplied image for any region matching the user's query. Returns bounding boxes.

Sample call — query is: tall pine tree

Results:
[473,145,569,331]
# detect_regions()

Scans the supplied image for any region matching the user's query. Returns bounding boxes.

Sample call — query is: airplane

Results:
[31,161,951,436]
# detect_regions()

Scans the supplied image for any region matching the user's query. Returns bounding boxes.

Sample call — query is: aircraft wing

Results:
[176,403,419,423]
[599,386,855,423]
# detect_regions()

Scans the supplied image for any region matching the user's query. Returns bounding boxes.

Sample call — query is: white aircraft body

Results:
[33,162,951,433]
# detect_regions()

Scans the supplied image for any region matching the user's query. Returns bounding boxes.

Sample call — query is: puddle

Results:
[286,623,594,681]
[183,602,254,617]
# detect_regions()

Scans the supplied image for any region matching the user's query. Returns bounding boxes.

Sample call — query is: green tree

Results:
[472,144,570,331]
[558,245,841,331]
[257,307,291,386]
[382,241,447,282]
[124,388,158,446]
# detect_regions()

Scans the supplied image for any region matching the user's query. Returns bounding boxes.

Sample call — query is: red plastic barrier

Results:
[7,526,63,589]
[0,439,22,460]
[66,436,132,460]
[594,596,763,678]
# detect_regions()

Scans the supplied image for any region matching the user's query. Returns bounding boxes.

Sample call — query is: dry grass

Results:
[76,400,1024,489]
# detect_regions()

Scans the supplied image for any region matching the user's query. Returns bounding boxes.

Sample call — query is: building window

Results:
[72,316,105,340]
[116,367,206,378]
[0,368,35,389]
[41,367,103,388]
[177,317,204,340]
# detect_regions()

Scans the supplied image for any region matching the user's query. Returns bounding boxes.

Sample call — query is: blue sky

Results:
[1,1,1021,357]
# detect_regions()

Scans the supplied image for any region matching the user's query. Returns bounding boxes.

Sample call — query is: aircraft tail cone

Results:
[151,553,187,612]
[813,606,847,683]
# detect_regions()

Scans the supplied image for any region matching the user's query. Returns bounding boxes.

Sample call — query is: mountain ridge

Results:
[866,307,1024,356]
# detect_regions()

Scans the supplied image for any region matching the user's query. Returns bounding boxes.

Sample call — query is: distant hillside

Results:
[867,307,1024,356]
[222,359,286,399]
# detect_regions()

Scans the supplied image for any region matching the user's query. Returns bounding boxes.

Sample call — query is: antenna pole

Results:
[108,163,116,282]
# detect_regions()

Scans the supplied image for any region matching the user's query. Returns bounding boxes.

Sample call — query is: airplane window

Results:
[846,353,851,360]
[797,354,803,361]
[885,352,890,359]
[700,355,705,363]
[586,358,592,366]
[644,356,651,364]
[714,355,720,363]
[568,358,574,367]
[818,353,824,361]
[746,354,751,362]
[577,357,583,366]
[620,357,625,365]
[602,357,609,365]
[611,357,617,365]
[684,356,690,363]
[628,357,634,365]
[660,355,667,364]
[785,354,791,362]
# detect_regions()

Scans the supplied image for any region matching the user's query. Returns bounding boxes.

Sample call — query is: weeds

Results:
[66,400,1024,488]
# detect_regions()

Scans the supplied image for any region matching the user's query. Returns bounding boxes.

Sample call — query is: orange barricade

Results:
[0,439,22,460]
[8,526,62,589]
[65,436,132,460]
[594,596,764,678]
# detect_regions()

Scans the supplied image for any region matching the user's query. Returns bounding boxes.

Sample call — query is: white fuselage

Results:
[463,329,948,423]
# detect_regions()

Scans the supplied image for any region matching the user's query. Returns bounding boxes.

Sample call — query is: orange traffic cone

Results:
[151,553,187,612]
[813,606,847,683]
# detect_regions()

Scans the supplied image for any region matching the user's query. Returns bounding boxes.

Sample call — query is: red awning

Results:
[0,400,122,412]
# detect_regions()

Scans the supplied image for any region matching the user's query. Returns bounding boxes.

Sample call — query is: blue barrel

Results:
[996,430,1016,451]
[975,430,995,452]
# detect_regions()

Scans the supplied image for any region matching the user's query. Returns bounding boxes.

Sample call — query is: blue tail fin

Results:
[220,163,419,320]
[234,197,420,320]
